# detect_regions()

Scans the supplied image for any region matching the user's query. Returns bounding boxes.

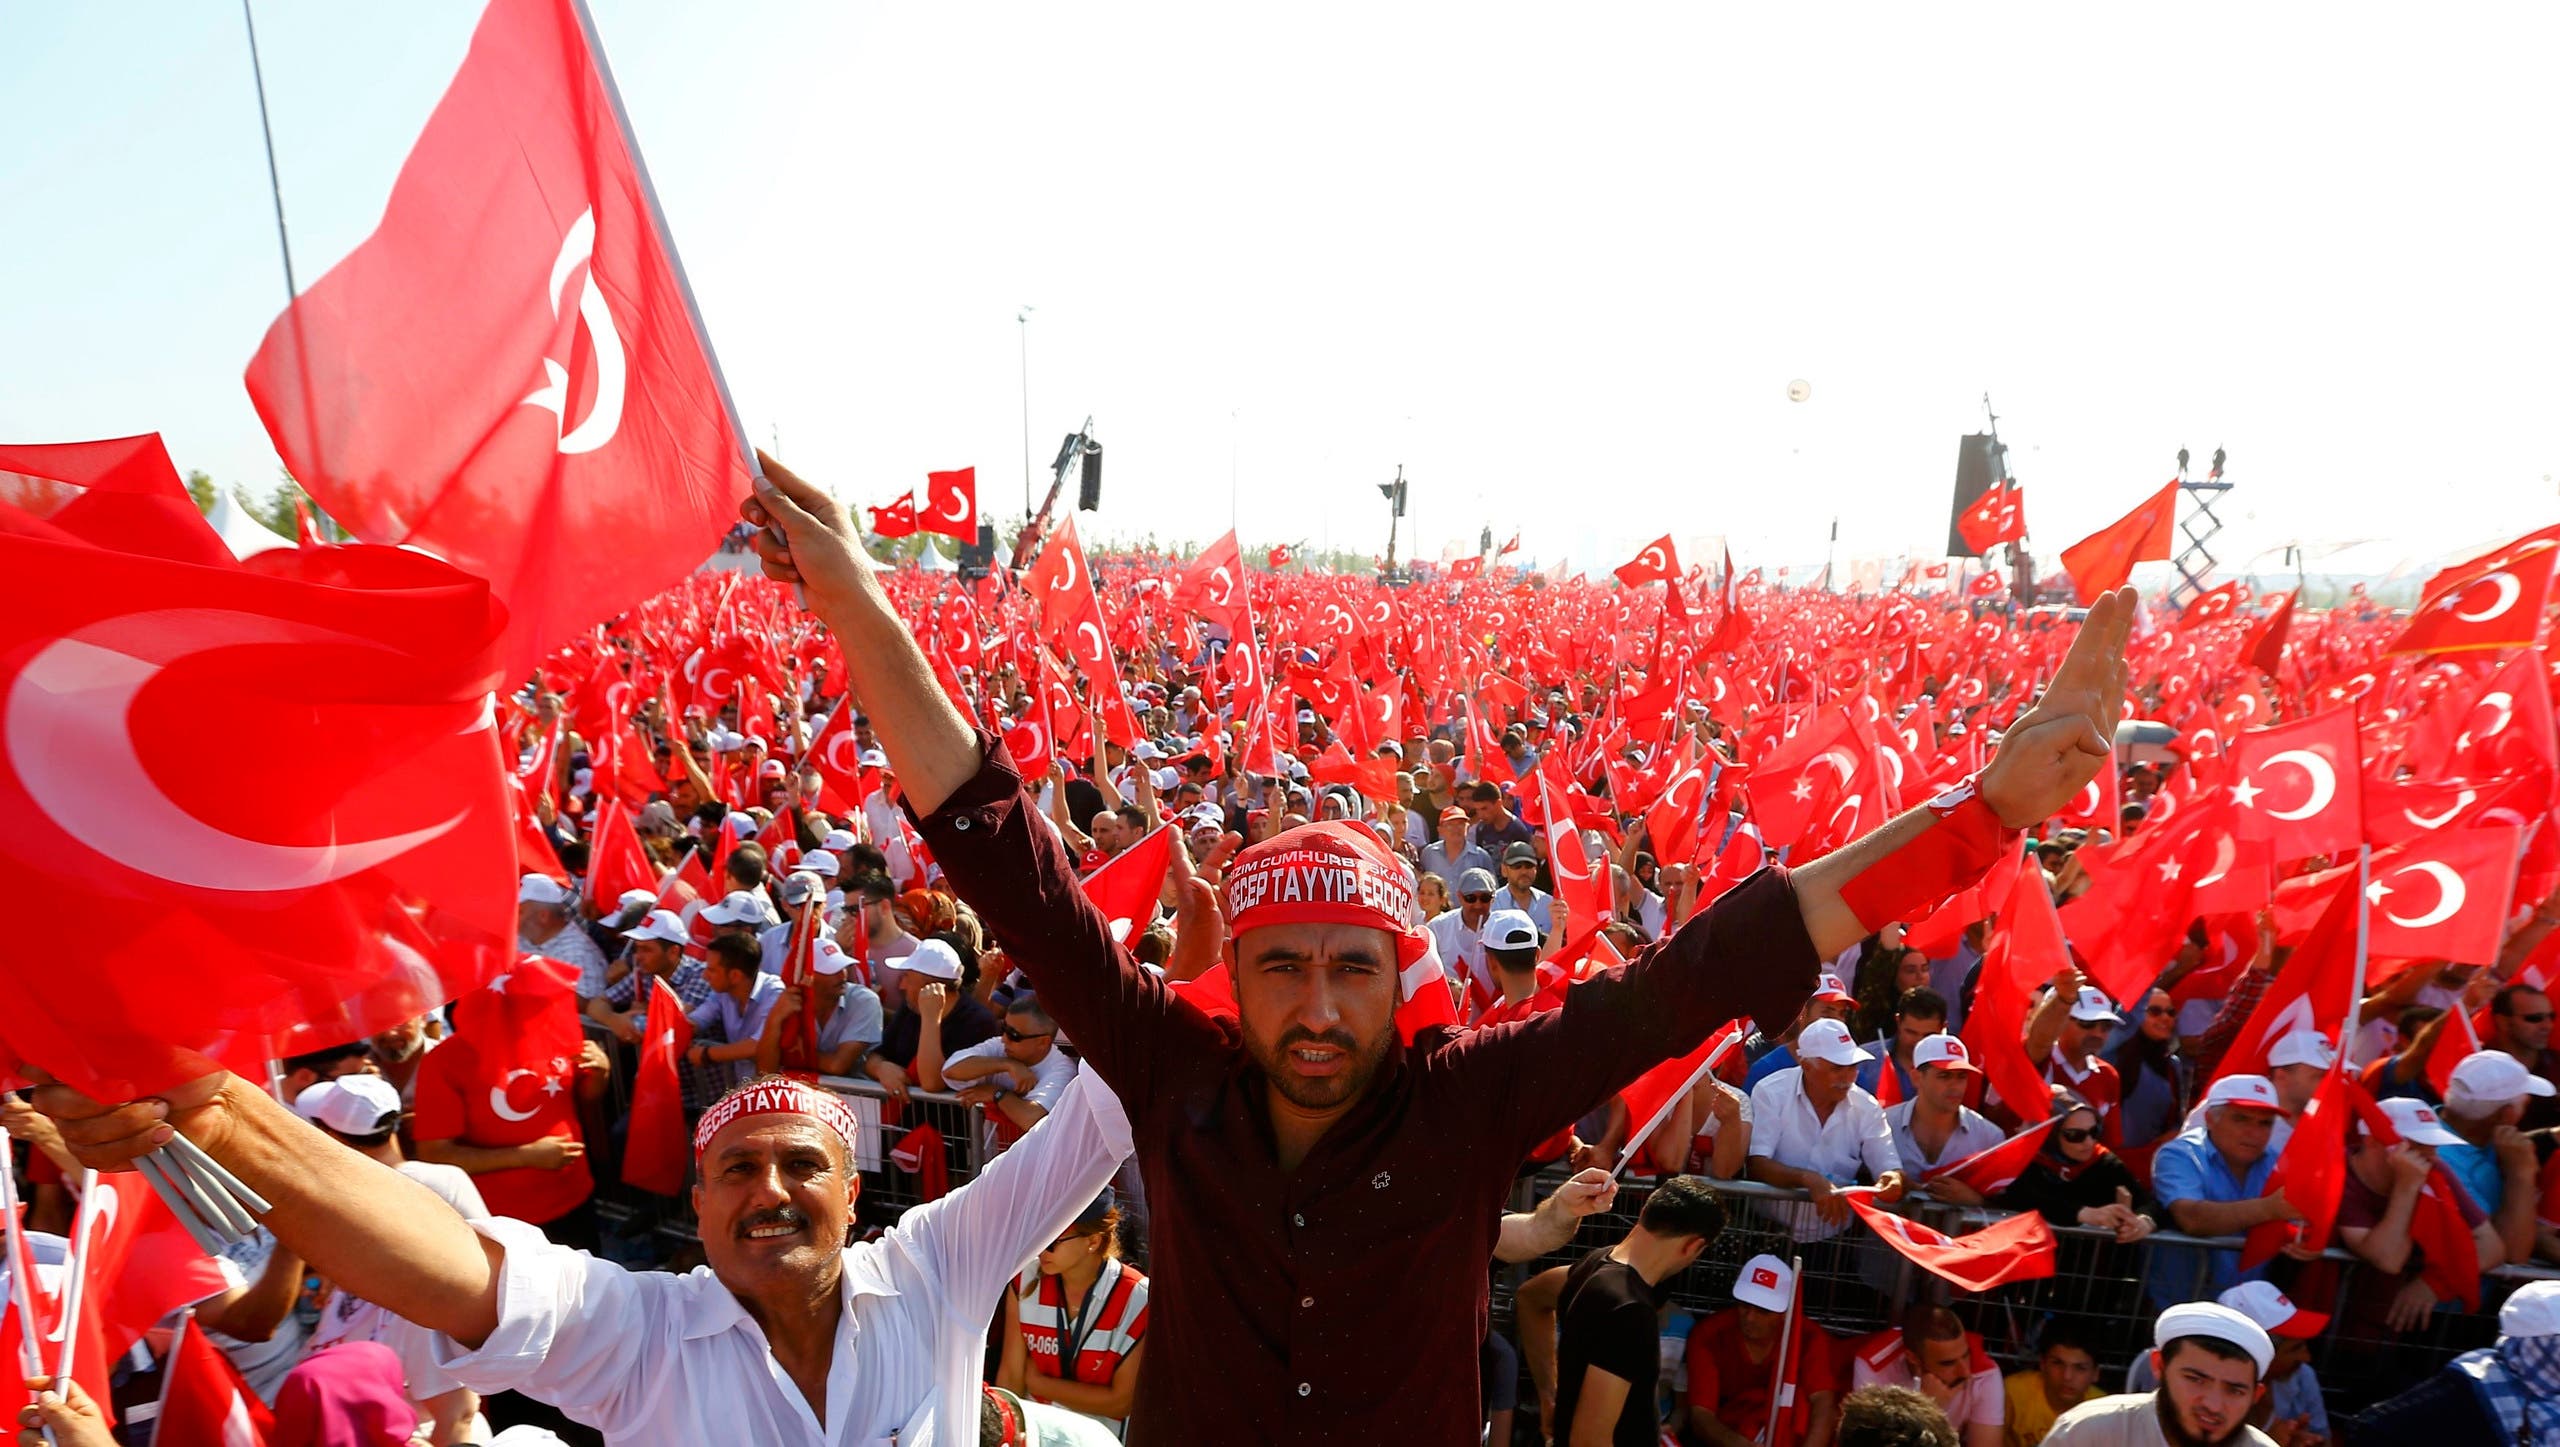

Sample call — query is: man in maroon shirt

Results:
[741,459,2132,1445]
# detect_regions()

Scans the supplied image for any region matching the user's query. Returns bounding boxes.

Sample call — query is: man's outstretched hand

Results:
[742,450,876,618]
[1977,586,2136,829]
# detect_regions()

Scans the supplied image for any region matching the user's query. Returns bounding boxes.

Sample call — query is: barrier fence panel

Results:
[1500,1161,2560,1422]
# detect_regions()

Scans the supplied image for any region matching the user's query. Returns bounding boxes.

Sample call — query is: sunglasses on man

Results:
[1003,1025,1057,1044]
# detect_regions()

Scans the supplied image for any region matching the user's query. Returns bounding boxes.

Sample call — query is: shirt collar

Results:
[681,1243,903,1341]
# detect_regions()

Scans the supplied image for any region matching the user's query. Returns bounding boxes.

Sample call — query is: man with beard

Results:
[2042,1303,2277,1447]
[29,1068,1131,1445]
[740,455,2134,1444]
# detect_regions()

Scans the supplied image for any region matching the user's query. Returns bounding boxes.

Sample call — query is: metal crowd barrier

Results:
[1504,1163,2560,1420]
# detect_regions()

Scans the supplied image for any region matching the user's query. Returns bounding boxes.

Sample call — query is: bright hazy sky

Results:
[5,4,2555,587]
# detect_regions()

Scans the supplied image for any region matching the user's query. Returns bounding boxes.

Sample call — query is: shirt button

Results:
[1293,1213,1305,1227]
[1300,1296,1315,1308]
[954,816,972,832]
[1297,1383,1312,1398]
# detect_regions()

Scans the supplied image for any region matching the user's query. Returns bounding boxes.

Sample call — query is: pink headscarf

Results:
[271,1341,419,1447]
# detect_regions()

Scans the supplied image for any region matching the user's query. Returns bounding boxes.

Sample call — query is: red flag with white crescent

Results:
[922,466,978,541]
[241,0,755,680]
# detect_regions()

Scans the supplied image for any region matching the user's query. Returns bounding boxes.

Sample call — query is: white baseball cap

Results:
[517,873,571,906]
[2448,1049,2559,1109]
[858,749,890,770]
[2267,1030,2335,1071]
[1797,1018,1873,1067]
[702,890,775,927]
[2217,1280,2330,1340]
[2202,1074,2284,1114]
[902,938,964,982]
[1484,909,1541,954]
[1134,741,1163,761]
[811,940,855,978]
[2069,987,2119,1023]
[1811,973,1853,1003]
[1912,1033,1981,1075]
[800,850,842,877]
[1732,1254,1795,1313]
[2502,1281,2560,1339]
[613,888,658,915]
[821,829,858,852]
[621,908,690,945]
[292,1075,403,1137]
[2373,1096,2464,1148]
[2154,1302,2274,1377]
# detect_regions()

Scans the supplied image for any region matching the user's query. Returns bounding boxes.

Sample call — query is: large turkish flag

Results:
[2226,706,2365,861]
[2058,481,2178,603]
[243,0,753,679]
[0,535,514,1099]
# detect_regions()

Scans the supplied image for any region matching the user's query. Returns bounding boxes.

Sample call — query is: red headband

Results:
[692,1079,862,1160]
[1224,821,1436,997]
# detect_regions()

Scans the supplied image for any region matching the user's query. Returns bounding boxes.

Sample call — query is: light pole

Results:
[1017,306,1035,518]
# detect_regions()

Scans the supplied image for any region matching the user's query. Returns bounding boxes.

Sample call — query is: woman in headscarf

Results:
[269,1341,421,1447]
[1997,1099,2156,1243]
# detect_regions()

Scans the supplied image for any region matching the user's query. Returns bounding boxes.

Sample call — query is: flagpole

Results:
[566,0,763,488]
[1613,1024,1749,1183]
[1759,1258,1804,1447]
[238,0,300,302]
[0,1154,54,1385]
[49,1170,101,1397]
[2343,844,2372,1070]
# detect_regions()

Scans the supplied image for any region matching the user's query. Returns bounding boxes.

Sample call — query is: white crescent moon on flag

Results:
[1817,748,1859,791]
[5,609,468,892]
[488,1069,542,1123]
[2196,833,2236,888]
[2404,789,2476,830]
[823,730,861,776]
[1052,547,1080,594]
[2454,572,2521,621]
[1640,546,1666,573]
[520,209,627,456]
[2474,692,2515,739]
[1075,621,1108,666]
[2069,779,2099,818]
[2381,861,2467,930]
[2260,749,2337,821]
[939,490,970,523]
[1206,567,1234,607]
[699,664,735,700]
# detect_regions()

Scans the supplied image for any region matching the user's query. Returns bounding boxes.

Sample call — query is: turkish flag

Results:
[2240,590,2295,675]
[584,796,655,909]
[2241,1062,2354,1271]
[153,1316,275,1447]
[1643,742,1715,865]
[1447,556,1483,581]
[0,434,234,569]
[3,1228,112,1427]
[1956,481,2025,555]
[1267,545,1290,570]
[1966,853,2066,1121]
[922,467,977,541]
[1617,1019,1750,1167]
[2178,582,2245,630]
[2389,541,2560,656]
[1538,768,1607,963]
[1175,530,1250,634]
[1309,742,1398,804]
[2058,481,2178,604]
[2227,707,2364,861]
[1614,535,1681,587]
[866,495,919,539]
[1748,708,1857,851]
[243,0,754,680]
[2212,883,2358,1085]
[0,535,514,1100]
[2364,824,2521,965]
[1081,824,1174,946]
[1842,1188,2056,1290]
[2449,650,2560,784]
[1025,518,1139,747]
[805,699,868,812]
[1922,1117,2059,1197]
[622,975,693,1195]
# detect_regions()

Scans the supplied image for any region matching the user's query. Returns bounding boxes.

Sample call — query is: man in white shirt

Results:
[34,1064,1133,1447]
[1495,841,1554,936]
[1885,1034,2008,1204]
[1426,869,1498,1002]
[1745,1019,1907,1241]
[941,993,1079,1134]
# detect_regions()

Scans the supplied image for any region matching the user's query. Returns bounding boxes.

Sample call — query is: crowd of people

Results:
[10,457,2560,1447]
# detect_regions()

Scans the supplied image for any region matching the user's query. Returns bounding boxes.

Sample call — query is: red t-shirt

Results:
[1686,1307,1836,1447]
[411,1036,592,1225]
[1473,995,1575,1162]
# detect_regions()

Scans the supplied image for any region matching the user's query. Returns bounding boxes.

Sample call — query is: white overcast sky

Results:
[5,3,2555,585]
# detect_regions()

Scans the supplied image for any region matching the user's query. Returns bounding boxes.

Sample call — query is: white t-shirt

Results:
[946,1037,1078,1112]
[1747,1069,1902,1241]
[210,1228,309,1403]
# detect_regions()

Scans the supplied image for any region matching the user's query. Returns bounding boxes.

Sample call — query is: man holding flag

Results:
[737,453,2135,1441]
